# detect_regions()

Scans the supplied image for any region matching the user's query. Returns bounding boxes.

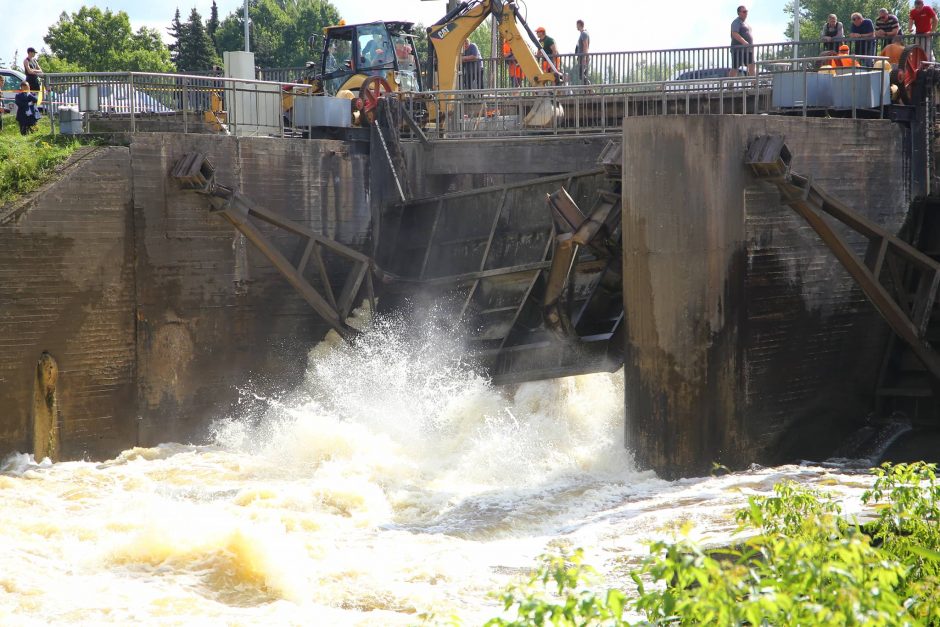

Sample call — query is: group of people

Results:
[819,2,937,63]
[5,47,44,135]
[731,2,939,76]
[461,19,591,90]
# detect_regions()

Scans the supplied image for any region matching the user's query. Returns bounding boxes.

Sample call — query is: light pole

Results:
[244,0,250,52]
[792,0,800,59]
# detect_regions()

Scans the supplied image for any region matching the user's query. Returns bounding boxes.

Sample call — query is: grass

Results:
[0,113,89,206]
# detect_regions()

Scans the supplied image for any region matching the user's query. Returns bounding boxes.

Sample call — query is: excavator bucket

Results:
[523,99,564,127]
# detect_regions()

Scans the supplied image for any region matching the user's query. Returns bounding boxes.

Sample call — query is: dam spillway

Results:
[0,94,935,476]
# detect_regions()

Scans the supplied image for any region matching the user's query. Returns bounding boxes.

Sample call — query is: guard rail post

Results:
[129,72,136,133]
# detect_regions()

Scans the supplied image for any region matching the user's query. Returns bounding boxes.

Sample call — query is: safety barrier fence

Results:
[40,72,312,137]
[34,50,892,139]
[255,34,930,89]
[393,55,891,140]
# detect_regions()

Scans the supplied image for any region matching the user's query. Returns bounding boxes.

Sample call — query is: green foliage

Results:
[862,462,940,582]
[783,0,911,41]
[43,6,173,73]
[484,549,626,626]
[207,0,221,57]
[481,463,940,626]
[170,8,221,73]
[37,54,86,74]
[468,20,493,60]
[214,0,341,68]
[0,118,86,205]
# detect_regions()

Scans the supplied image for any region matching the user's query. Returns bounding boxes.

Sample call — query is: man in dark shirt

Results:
[14,82,39,135]
[460,39,483,91]
[729,6,754,77]
[575,20,590,85]
[849,12,876,65]
[874,8,900,51]
[536,26,560,83]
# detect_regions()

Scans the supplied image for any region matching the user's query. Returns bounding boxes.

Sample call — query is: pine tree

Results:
[167,8,186,68]
[207,1,220,58]
[177,8,220,72]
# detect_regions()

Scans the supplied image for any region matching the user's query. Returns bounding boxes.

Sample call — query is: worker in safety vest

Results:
[502,40,523,87]
[830,44,859,67]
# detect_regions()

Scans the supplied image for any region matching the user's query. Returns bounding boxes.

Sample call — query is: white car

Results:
[1,67,45,114]
[1,68,27,113]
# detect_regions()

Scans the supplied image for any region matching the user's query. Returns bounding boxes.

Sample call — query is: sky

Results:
[4,0,795,68]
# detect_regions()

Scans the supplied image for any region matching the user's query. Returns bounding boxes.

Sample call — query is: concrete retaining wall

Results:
[0,134,370,458]
[0,147,137,458]
[622,115,910,478]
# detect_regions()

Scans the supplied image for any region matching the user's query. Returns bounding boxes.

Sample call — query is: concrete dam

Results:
[3,83,940,478]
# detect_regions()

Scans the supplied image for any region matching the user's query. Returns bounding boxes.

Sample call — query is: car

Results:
[1,68,28,113]
[1,67,46,114]
[671,68,735,81]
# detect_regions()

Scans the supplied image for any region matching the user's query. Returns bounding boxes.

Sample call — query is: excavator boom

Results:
[427,0,558,91]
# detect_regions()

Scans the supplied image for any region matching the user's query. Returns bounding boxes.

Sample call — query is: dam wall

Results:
[622,115,911,478]
[0,135,370,459]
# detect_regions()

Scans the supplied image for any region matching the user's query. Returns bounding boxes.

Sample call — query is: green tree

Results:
[38,53,86,74]
[167,8,184,66]
[468,18,493,59]
[214,0,341,68]
[171,8,220,72]
[207,0,221,56]
[783,1,909,41]
[44,6,173,73]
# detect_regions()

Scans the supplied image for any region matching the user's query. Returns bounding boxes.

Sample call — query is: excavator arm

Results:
[427,0,558,91]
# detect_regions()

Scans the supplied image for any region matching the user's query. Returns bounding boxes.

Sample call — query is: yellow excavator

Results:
[426,0,559,91]
[303,0,561,127]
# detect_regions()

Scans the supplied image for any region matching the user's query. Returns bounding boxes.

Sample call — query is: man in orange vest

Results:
[502,40,523,87]
[832,44,859,67]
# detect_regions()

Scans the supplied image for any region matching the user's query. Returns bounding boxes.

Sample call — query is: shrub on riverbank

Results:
[0,115,86,206]
[483,462,940,626]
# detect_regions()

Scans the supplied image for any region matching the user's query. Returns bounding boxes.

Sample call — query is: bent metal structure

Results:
[4,49,940,477]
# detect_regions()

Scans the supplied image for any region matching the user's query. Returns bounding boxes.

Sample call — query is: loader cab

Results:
[316,21,423,95]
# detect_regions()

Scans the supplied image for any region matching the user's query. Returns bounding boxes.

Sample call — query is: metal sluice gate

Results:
[171,143,625,384]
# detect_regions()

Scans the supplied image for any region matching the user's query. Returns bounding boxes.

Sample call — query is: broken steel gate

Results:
[172,144,626,385]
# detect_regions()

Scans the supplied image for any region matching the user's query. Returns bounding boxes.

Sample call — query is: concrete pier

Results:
[621,115,911,478]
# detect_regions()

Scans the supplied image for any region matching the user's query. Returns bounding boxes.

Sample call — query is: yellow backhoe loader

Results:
[304,0,562,128]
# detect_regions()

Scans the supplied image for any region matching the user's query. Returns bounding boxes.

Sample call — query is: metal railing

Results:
[391,54,891,141]
[256,34,930,90]
[41,71,315,137]
[33,44,896,139]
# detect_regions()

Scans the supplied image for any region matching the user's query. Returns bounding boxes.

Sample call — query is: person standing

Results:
[849,12,876,65]
[909,0,938,59]
[575,19,590,85]
[502,39,522,88]
[821,14,844,53]
[14,82,39,135]
[23,48,43,92]
[729,6,754,77]
[535,26,560,83]
[460,39,483,91]
[874,8,901,51]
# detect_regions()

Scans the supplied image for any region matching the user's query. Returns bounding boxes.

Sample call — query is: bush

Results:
[480,463,940,626]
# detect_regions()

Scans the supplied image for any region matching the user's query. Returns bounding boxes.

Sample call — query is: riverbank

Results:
[0,114,87,206]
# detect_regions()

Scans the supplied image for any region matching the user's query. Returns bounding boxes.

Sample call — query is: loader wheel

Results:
[896,45,928,105]
[359,76,392,124]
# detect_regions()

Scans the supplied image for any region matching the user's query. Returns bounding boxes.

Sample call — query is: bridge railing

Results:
[256,34,928,89]
[41,71,313,137]
[37,50,893,139]
[392,55,890,140]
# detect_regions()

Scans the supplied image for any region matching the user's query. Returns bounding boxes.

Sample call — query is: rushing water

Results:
[0,315,877,625]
